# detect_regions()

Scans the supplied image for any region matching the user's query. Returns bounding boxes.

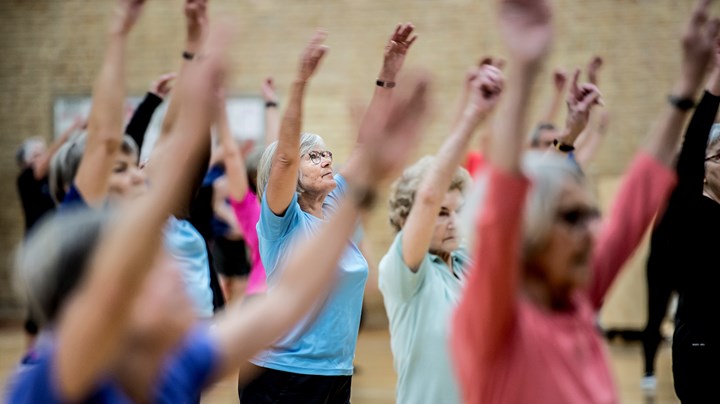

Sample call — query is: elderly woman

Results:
[378,64,502,404]
[6,7,432,402]
[642,33,720,401]
[240,24,418,403]
[449,0,715,403]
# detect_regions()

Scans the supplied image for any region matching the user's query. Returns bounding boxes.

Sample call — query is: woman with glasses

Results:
[448,0,716,402]
[242,23,419,404]
[641,23,720,401]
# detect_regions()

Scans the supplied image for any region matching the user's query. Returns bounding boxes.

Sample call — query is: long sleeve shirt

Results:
[451,152,676,404]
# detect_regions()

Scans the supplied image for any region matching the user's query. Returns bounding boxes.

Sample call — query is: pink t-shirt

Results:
[451,152,676,404]
[229,191,266,295]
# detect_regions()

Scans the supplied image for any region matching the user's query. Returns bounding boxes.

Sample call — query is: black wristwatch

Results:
[553,139,575,153]
[668,95,696,111]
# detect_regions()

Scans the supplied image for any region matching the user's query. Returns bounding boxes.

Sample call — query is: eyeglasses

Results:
[304,150,333,165]
[556,207,600,228]
[705,152,720,163]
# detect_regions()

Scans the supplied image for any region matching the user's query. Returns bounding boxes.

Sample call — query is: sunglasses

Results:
[304,150,333,165]
[556,207,600,228]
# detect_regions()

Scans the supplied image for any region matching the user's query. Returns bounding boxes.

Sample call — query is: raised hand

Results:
[298,30,329,82]
[564,69,603,140]
[466,64,505,116]
[587,56,603,85]
[380,23,418,81]
[360,71,431,182]
[149,73,177,99]
[498,0,553,65]
[261,77,279,103]
[553,68,567,92]
[112,0,148,35]
[185,0,208,46]
[680,0,720,89]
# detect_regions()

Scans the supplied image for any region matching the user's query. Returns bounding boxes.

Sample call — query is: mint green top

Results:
[379,232,470,404]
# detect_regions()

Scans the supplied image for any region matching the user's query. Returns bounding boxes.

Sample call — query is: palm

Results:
[499,0,553,63]
[382,23,417,79]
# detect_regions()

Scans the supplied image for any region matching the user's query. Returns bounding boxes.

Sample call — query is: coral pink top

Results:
[230,190,267,295]
[451,152,676,404]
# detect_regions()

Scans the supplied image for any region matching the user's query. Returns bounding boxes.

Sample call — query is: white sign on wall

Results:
[53,95,265,161]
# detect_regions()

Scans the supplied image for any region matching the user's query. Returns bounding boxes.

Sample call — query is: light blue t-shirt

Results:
[164,217,214,318]
[379,231,470,404]
[253,174,368,376]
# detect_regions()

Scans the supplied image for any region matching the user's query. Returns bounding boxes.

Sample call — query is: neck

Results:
[703,184,720,204]
[298,190,328,218]
[430,249,453,271]
[521,272,573,311]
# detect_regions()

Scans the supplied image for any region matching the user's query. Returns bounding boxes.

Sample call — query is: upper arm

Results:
[73,131,122,206]
[378,233,426,302]
[587,153,677,308]
[452,168,528,362]
[265,148,300,216]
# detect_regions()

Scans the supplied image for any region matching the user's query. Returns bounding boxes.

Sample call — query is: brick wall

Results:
[0,0,707,324]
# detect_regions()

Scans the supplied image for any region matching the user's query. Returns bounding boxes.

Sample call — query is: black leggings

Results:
[240,368,351,404]
[641,261,675,375]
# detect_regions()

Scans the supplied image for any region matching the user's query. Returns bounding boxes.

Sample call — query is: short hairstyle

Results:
[49,133,139,204]
[14,207,110,328]
[256,133,325,199]
[460,151,586,263]
[387,155,471,233]
[529,123,557,147]
[15,138,45,168]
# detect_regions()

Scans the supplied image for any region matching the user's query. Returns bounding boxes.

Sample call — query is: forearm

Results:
[401,110,482,267]
[264,105,280,144]
[643,78,704,166]
[275,80,306,161]
[491,64,539,172]
[125,92,163,150]
[86,33,127,150]
[540,88,564,125]
[219,107,249,201]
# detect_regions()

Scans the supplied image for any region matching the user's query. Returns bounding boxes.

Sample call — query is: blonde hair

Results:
[387,155,471,233]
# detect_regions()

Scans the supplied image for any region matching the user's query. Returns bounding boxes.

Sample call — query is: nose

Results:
[130,166,146,185]
[321,157,332,168]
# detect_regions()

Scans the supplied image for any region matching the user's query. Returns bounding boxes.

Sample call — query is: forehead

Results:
[441,188,464,209]
[557,180,593,208]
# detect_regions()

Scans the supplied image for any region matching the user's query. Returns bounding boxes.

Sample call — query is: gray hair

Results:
[15,137,46,168]
[256,133,325,199]
[49,133,139,204]
[387,155,471,233]
[14,208,111,328]
[461,151,586,262]
[709,123,720,151]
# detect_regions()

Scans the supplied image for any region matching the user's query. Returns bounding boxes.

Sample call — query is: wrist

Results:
[378,68,397,83]
[707,68,720,96]
[557,127,580,146]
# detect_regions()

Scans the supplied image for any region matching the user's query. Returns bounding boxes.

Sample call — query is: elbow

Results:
[415,186,443,207]
[274,151,298,169]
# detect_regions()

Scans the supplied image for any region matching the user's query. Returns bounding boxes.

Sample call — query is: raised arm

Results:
[674,38,720,198]
[539,68,568,125]
[72,0,143,206]
[53,6,228,402]
[218,97,250,201]
[33,117,85,180]
[124,72,175,150]
[265,30,327,214]
[262,77,280,144]
[212,72,431,380]
[643,0,719,166]
[452,0,553,367]
[574,109,610,168]
[341,23,417,178]
[552,69,603,153]
[401,65,503,270]
[587,0,718,307]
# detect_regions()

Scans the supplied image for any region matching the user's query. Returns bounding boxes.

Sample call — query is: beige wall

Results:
[0,0,709,323]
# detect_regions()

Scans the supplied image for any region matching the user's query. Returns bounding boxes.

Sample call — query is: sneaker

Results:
[641,374,657,391]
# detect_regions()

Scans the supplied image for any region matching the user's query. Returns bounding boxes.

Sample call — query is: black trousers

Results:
[641,261,675,375]
[673,336,718,403]
[239,368,352,404]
